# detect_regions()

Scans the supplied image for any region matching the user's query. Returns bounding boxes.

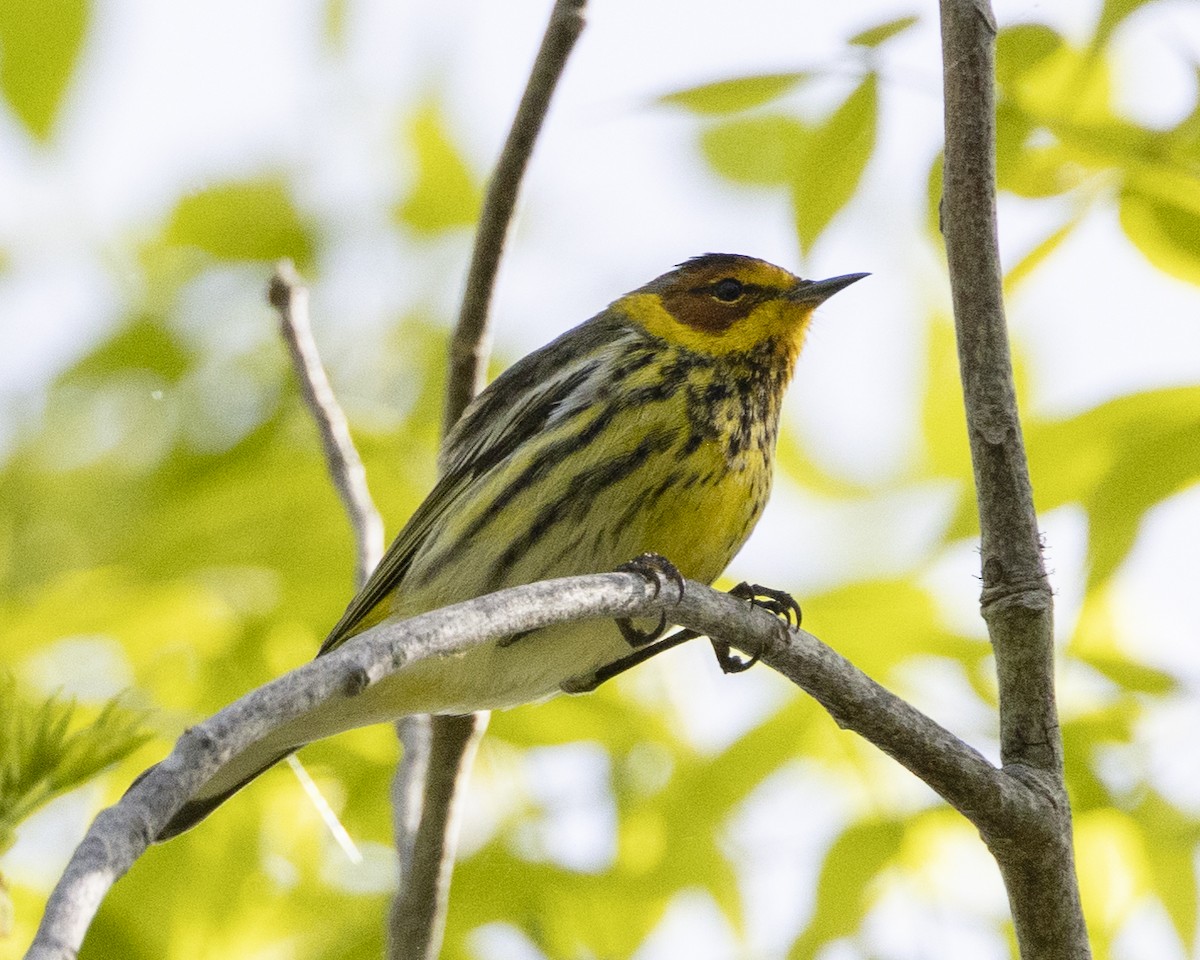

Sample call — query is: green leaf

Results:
[791,73,877,251]
[700,114,807,186]
[1136,793,1200,946]
[1094,0,1159,49]
[0,674,152,852]
[1074,653,1178,696]
[660,73,810,115]
[995,24,1065,90]
[395,101,481,234]
[1119,182,1200,286]
[165,179,315,267]
[984,388,1200,584]
[1003,206,1088,292]
[1061,703,1139,812]
[789,818,905,959]
[849,15,919,49]
[0,0,88,140]
[926,152,943,237]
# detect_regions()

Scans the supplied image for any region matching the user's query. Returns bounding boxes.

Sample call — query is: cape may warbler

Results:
[158,253,865,838]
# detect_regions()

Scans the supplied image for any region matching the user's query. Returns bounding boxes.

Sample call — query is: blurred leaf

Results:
[1119,182,1200,286]
[1061,703,1139,812]
[700,114,806,186]
[1136,793,1200,947]
[926,152,943,237]
[0,674,151,853]
[849,15,919,48]
[995,24,1065,90]
[1075,808,1149,936]
[791,73,877,251]
[324,0,349,49]
[1031,386,1200,587]
[165,179,315,268]
[1074,652,1177,696]
[69,315,196,384]
[660,73,810,115]
[1003,205,1088,293]
[0,0,88,140]
[1093,0,1159,49]
[395,101,481,234]
[776,428,871,497]
[918,317,972,484]
[789,818,905,959]
[806,578,986,677]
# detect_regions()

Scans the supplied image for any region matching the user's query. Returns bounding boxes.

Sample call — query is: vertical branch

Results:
[388,714,487,959]
[938,2,1089,957]
[270,261,385,586]
[443,0,587,432]
[390,2,588,959]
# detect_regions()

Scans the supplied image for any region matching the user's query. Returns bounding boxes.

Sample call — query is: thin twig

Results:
[25,571,1045,960]
[270,260,385,587]
[939,1,1089,956]
[392,2,588,958]
[388,713,487,960]
[443,0,587,432]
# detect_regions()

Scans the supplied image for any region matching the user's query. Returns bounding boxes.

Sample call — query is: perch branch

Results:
[25,572,1046,960]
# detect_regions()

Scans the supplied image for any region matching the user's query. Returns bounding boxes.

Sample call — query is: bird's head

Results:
[618,253,866,359]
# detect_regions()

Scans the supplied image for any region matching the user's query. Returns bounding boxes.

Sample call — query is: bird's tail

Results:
[152,744,297,841]
[141,677,408,841]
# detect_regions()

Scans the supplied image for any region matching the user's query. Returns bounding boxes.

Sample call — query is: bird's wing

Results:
[317,314,634,656]
[317,467,474,655]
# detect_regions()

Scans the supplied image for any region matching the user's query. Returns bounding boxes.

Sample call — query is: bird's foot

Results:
[614,552,684,648]
[710,582,801,674]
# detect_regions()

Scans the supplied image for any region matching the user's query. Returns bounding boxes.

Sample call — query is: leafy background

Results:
[1,1,1199,958]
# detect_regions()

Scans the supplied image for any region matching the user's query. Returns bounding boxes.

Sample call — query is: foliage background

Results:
[2,1,1199,958]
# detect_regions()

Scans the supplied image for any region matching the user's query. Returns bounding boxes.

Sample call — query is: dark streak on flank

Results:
[483,428,678,589]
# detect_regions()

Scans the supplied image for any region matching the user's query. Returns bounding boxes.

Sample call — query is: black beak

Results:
[788,272,869,304]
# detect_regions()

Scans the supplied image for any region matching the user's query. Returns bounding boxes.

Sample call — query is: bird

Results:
[153,253,865,839]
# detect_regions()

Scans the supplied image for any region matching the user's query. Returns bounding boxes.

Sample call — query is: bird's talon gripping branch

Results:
[704,582,800,673]
[730,581,802,628]
[614,552,684,648]
[709,638,761,674]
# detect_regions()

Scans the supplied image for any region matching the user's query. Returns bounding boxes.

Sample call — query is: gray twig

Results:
[392,2,588,958]
[270,261,385,586]
[939,1,1089,956]
[443,0,587,432]
[24,571,1045,960]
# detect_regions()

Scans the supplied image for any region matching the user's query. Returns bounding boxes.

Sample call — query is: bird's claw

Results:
[709,582,800,673]
[729,582,802,628]
[709,638,760,674]
[614,552,684,648]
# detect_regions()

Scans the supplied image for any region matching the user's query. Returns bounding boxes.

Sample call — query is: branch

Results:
[939,1,1089,956]
[25,572,1042,960]
[443,0,586,432]
[394,2,588,957]
[388,713,487,960]
[270,260,385,586]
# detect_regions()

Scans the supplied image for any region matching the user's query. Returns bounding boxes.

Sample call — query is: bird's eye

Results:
[712,278,744,302]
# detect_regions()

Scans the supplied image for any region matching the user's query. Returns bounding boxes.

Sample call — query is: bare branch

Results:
[270,260,385,586]
[26,572,1045,960]
[388,713,487,960]
[393,2,589,956]
[443,0,587,431]
[939,0,1089,956]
